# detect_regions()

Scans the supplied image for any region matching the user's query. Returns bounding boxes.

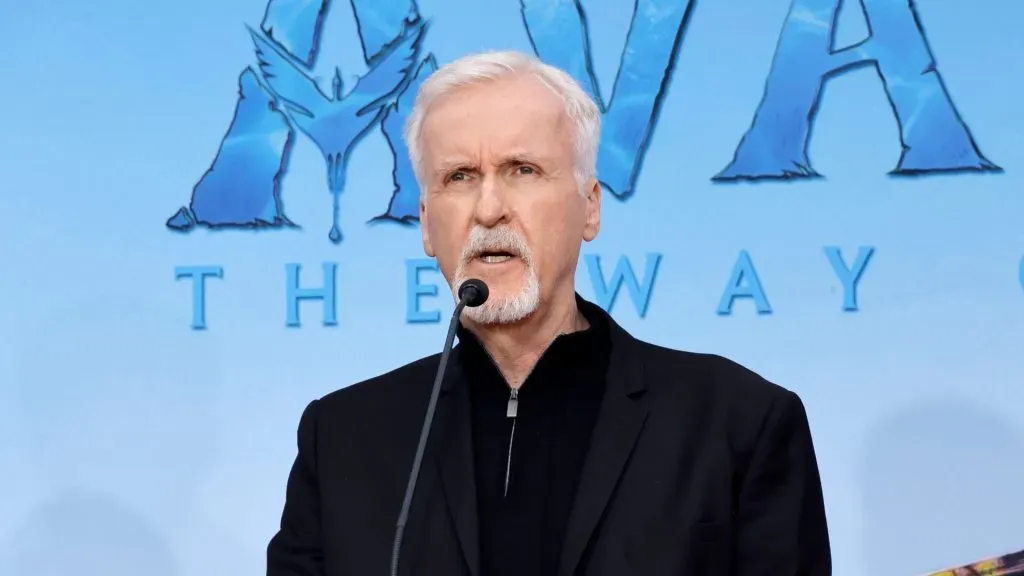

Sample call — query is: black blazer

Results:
[267,301,831,576]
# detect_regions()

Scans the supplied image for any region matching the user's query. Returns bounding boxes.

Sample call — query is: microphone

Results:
[390,278,489,576]
[457,278,489,308]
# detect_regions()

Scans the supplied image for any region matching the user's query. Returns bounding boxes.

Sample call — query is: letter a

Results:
[167,0,329,233]
[522,0,692,199]
[716,0,999,181]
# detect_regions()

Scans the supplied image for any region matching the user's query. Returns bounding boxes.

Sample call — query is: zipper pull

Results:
[504,387,519,498]
[506,388,519,418]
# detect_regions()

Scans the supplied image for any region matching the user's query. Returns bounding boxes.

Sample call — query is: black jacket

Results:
[266,298,831,575]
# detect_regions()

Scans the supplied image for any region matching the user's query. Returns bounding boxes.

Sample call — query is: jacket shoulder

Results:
[632,340,803,439]
[639,341,794,400]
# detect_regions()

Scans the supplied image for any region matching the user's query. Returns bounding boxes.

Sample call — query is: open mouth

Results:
[476,250,517,264]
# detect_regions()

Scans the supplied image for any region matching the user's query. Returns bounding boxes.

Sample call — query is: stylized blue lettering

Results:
[250,20,425,243]
[717,251,771,315]
[285,262,338,327]
[585,253,662,318]
[166,0,328,234]
[170,0,427,243]
[260,0,331,67]
[405,258,442,323]
[716,0,999,181]
[374,56,439,223]
[1019,256,1024,293]
[166,70,296,233]
[522,0,692,199]
[350,0,421,64]
[174,265,223,330]
[348,0,441,223]
[825,246,874,311]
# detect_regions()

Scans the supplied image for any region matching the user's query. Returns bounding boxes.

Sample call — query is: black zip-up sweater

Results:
[458,307,611,576]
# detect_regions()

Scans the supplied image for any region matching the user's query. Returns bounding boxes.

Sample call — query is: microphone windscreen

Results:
[458,279,489,307]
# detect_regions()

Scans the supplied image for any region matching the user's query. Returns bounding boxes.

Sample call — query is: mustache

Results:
[459,226,532,262]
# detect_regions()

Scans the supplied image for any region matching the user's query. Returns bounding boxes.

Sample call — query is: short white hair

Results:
[403,51,601,192]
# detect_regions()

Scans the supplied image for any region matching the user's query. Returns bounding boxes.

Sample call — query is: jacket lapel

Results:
[436,350,481,576]
[559,312,649,576]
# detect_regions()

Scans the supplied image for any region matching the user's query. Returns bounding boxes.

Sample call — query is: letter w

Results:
[716,0,999,181]
[521,0,693,199]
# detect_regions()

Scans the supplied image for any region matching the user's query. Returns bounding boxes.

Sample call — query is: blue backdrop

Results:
[1,1,1022,575]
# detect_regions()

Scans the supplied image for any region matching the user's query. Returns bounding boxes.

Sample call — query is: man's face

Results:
[418,73,600,324]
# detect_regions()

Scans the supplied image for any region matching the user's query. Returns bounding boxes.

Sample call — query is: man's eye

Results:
[449,172,467,182]
[517,165,536,175]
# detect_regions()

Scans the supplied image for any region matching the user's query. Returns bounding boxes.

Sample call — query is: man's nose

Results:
[473,173,509,227]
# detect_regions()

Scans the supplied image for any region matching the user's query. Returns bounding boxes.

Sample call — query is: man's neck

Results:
[466,290,588,388]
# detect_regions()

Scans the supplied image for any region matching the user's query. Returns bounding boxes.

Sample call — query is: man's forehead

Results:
[423,74,567,124]
[420,80,571,160]
[429,148,557,169]
[423,132,571,169]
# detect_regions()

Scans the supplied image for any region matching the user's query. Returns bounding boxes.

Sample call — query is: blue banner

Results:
[1,1,1022,575]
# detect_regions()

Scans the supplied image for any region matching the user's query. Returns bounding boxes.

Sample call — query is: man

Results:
[266,51,831,576]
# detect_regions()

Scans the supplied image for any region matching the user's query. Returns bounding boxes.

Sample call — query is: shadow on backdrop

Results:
[0,293,245,575]
[861,397,1024,576]
[7,490,177,576]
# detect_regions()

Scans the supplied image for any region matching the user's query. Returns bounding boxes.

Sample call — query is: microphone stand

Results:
[389,280,488,576]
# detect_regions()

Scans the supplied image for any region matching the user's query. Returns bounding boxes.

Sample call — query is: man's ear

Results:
[582,178,601,242]
[420,195,435,256]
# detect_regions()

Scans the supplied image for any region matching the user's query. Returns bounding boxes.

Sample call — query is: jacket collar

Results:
[433,294,649,576]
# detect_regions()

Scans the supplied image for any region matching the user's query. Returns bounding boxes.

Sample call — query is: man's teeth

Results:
[479,253,513,263]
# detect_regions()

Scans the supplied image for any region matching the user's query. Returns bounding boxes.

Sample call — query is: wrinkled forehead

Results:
[419,75,574,164]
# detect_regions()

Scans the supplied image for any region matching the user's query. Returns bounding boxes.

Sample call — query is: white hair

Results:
[403,51,601,192]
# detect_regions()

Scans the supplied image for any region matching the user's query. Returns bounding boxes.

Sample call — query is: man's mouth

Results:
[476,250,517,264]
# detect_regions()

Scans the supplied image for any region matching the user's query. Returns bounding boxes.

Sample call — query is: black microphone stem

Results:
[389,297,468,576]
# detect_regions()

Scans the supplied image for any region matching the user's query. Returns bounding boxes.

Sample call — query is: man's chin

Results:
[464,302,536,326]
[461,284,540,325]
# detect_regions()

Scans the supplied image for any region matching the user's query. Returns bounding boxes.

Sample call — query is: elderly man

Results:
[267,51,831,576]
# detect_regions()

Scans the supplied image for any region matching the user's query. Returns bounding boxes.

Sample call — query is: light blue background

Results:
[1,1,1022,575]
